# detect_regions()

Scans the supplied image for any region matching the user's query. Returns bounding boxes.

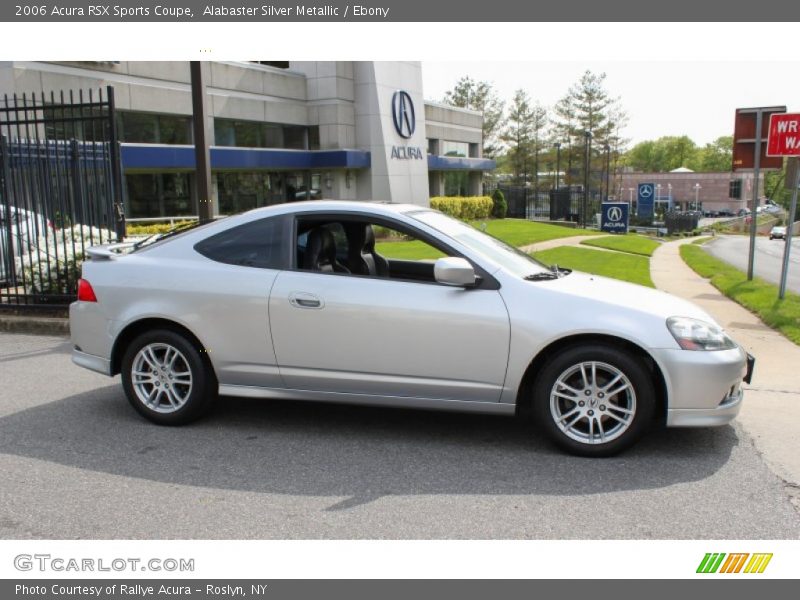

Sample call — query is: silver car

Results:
[70,201,753,457]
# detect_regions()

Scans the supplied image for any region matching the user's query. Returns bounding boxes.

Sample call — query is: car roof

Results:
[243,200,429,219]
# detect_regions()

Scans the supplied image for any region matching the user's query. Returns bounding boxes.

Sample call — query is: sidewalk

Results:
[652,238,800,503]
[520,233,606,254]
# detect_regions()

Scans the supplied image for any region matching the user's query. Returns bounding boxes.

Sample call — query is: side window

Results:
[296,217,448,283]
[194,217,285,269]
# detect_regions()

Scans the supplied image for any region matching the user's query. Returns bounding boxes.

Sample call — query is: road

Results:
[1,332,799,540]
[705,234,800,294]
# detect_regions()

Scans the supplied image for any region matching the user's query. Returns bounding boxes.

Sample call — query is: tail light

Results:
[77,279,97,302]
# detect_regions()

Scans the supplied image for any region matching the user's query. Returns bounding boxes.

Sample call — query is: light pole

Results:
[628,187,634,203]
[656,184,662,219]
[583,130,592,228]
[694,183,702,211]
[603,143,611,202]
[553,142,561,190]
[668,183,673,210]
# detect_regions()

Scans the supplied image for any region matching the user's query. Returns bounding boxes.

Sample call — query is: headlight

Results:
[666,316,737,351]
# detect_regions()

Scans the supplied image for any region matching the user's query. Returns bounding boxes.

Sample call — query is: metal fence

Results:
[0,87,124,309]
[489,185,603,225]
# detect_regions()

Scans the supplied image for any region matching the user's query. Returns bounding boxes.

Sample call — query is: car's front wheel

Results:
[532,344,655,457]
[121,329,216,425]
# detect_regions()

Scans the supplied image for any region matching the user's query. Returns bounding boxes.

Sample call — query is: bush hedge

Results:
[430,196,493,220]
[126,220,196,236]
[490,189,507,219]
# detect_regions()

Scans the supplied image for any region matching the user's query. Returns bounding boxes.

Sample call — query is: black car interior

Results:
[296,218,443,283]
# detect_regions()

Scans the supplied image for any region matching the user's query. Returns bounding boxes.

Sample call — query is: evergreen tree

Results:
[443,76,505,158]
[553,70,627,190]
[500,89,535,185]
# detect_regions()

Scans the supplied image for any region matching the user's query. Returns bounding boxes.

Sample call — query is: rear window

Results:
[194,217,285,269]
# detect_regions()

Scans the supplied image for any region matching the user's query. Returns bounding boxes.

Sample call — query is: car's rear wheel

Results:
[532,344,655,457]
[121,329,216,425]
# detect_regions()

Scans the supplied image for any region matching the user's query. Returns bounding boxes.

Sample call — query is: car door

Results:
[268,217,511,403]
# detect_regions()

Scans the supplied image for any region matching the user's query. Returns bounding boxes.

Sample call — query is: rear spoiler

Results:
[86,242,136,261]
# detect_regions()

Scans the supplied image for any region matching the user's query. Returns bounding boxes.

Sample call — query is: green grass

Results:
[375,240,444,260]
[580,234,660,256]
[691,236,712,245]
[375,219,596,260]
[681,244,800,345]
[533,246,655,288]
[469,218,596,247]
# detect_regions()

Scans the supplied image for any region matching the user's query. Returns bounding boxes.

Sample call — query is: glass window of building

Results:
[308,126,320,151]
[218,172,272,215]
[263,124,283,148]
[213,118,309,150]
[125,173,193,218]
[117,112,192,144]
[250,61,290,69]
[233,121,262,148]
[442,140,469,158]
[283,126,306,150]
[444,172,469,196]
[157,115,192,144]
[729,179,742,199]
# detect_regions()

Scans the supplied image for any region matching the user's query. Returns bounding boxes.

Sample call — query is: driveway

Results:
[704,234,800,294]
[1,332,798,539]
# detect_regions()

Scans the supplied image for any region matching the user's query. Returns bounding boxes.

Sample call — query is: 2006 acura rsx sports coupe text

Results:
[70,201,754,456]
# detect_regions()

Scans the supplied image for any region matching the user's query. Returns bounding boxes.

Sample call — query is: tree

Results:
[530,102,549,192]
[625,136,698,172]
[443,76,505,158]
[553,70,627,189]
[694,136,733,171]
[499,89,534,185]
[624,135,733,173]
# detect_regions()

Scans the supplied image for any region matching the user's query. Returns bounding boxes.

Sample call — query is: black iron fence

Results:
[0,87,124,309]
[488,184,603,225]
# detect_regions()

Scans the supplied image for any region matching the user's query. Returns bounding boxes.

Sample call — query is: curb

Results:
[0,315,69,336]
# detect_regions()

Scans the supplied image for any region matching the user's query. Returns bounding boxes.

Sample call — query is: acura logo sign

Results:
[392,90,416,139]
[607,206,623,221]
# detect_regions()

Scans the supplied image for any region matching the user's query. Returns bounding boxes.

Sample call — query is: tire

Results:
[121,328,216,425]
[532,344,655,457]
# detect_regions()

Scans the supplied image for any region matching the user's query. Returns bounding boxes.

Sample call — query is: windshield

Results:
[408,210,550,278]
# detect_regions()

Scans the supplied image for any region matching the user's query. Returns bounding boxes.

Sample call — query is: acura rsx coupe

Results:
[70,201,753,456]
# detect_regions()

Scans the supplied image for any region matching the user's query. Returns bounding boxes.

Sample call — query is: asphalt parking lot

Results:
[1,332,799,540]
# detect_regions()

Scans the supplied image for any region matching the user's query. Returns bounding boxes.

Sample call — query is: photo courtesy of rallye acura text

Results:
[69,201,754,457]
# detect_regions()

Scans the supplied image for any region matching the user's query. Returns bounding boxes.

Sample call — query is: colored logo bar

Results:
[696,553,773,574]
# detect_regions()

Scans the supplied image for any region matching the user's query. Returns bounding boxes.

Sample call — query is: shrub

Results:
[490,189,507,219]
[16,224,115,295]
[126,219,196,236]
[430,196,493,220]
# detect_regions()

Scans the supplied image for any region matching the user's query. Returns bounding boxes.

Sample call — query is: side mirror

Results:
[434,257,476,287]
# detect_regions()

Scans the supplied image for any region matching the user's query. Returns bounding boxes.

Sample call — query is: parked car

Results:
[770,225,787,240]
[0,204,52,281]
[718,209,734,217]
[737,208,751,217]
[70,201,754,457]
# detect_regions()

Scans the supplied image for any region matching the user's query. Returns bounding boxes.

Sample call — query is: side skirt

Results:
[218,384,517,416]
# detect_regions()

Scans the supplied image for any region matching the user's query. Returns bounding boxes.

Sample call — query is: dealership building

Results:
[0,61,494,220]
[618,168,764,214]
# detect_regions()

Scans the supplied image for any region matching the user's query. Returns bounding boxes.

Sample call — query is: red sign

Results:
[767,113,800,156]
[732,106,786,171]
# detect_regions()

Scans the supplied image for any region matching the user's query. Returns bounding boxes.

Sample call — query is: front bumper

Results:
[666,386,744,426]
[652,345,751,428]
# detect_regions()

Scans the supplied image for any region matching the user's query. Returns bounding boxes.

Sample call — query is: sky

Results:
[422,61,800,147]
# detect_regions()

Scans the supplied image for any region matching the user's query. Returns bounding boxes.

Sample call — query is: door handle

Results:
[289,291,324,309]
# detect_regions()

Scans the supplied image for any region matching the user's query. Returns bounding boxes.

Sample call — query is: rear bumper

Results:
[72,348,112,376]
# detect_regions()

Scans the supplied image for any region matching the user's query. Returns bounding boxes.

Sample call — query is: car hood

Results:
[534,270,717,324]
